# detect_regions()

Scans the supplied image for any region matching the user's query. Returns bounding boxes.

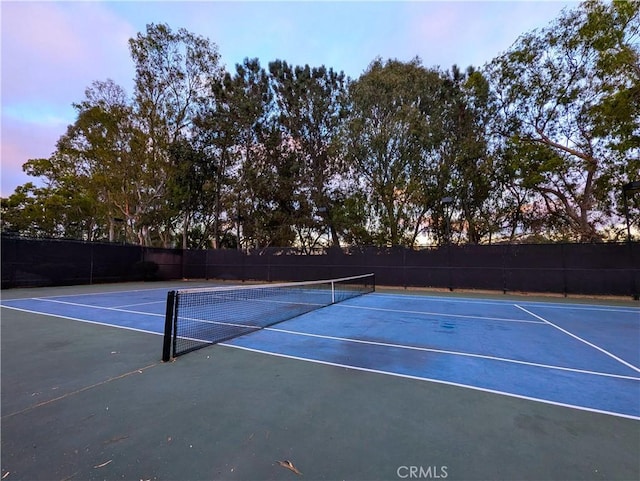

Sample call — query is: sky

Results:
[1,0,579,198]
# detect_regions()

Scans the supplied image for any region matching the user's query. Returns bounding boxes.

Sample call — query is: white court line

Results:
[0,281,230,302]
[4,302,637,419]
[1,285,182,300]
[338,304,544,324]
[220,343,640,421]
[1,301,254,346]
[375,292,640,313]
[263,327,639,381]
[515,304,640,374]
[0,304,163,337]
[112,300,166,309]
[375,292,530,306]
[16,295,322,314]
[518,304,640,314]
[31,298,165,318]
[178,315,261,330]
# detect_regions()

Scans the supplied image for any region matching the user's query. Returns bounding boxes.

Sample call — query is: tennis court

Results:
[1,279,639,480]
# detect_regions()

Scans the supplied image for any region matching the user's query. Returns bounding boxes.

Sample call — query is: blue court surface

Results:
[2,286,639,419]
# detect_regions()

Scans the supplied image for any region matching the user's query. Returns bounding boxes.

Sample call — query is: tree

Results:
[129,23,224,246]
[269,61,349,249]
[487,0,639,241]
[0,183,92,238]
[420,66,498,245]
[196,58,276,249]
[166,139,219,248]
[346,58,447,247]
[16,80,140,242]
[6,5,637,248]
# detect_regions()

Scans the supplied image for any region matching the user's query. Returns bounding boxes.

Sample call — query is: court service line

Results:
[5,285,186,301]
[221,344,640,421]
[264,327,640,381]
[0,305,164,337]
[338,304,545,324]
[31,298,166,318]
[515,304,640,374]
[375,293,639,313]
[111,300,166,309]
[517,304,640,314]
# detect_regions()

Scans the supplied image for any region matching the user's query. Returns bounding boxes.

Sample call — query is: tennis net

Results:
[162,273,375,361]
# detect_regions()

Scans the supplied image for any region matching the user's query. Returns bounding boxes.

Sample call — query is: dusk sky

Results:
[1,0,578,197]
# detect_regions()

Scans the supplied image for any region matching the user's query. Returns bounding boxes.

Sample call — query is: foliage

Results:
[129,23,224,246]
[345,58,441,246]
[3,2,638,246]
[487,0,639,241]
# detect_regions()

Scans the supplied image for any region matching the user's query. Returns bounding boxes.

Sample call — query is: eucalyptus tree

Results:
[18,79,140,242]
[128,23,224,246]
[584,0,640,236]
[0,183,93,239]
[0,184,43,237]
[487,0,639,241]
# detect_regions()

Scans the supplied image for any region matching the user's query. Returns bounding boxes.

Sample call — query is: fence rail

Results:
[2,235,638,299]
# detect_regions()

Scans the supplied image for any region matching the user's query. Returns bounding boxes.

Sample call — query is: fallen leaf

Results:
[103,435,129,445]
[277,460,302,476]
[60,472,78,481]
[93,460,112,469]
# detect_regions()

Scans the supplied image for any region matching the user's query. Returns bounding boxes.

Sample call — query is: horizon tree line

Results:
[2,0,638,249]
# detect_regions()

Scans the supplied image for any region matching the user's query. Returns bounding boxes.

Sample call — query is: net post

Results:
[162,290,176,362]
[331,281,336,304]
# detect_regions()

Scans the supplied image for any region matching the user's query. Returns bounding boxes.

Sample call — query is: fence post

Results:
[89,241,94,285]
[181,248,185,280]
[630,242,639,301]
[561,243,568,297]
[502,244,508,294]
[241,249,246,283]
[447,244,453,291]
[403,248,407,289]
[267,250,271,282]
[205,249,210,280]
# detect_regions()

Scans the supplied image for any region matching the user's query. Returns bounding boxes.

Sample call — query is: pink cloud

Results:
[1,2,136,197]
[2,2,134,101]
[3,3,85,60]
[1,118,61,196]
